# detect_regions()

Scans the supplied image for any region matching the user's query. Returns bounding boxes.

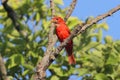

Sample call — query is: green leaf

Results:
[14,54,25,64]
[88,54,103,67]
[67,17,80,29]
[106,53,119,65]
[104,36,113,44]
[7,54,25,69]
[54,0,63,5]
[78,68,88,76]
[53,68,63,76]
[36,13,40,22]
[51,75,59,80]
[7,42,15,48]
[11,30,20,37]
[23,64,34,70]
[42,19,50,31]
[98,23,109,30]
[114,41,120,53]
[94,73,109,80]
[104,64,113,74]
[95,44,105,51]
[8,0,26,9]
[82,42,100,51]
[22,70,30,76]
[97,29,102,42]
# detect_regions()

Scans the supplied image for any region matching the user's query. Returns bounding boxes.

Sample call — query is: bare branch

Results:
[64,0,77,22]
[35,0,57,79]
[47,0,57,49]
[0,54,9,80]
[34,5,120,80]
[50,0,55,18]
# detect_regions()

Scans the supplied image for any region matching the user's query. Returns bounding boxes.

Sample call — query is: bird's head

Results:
[51,16,65,24]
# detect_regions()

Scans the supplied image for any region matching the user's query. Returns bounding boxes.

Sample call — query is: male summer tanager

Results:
[51,16,76,64]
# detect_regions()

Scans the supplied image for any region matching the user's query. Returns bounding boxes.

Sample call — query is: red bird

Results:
[52,16,76,64]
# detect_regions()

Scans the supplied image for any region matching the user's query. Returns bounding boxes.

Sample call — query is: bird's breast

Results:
[56,27,70,42]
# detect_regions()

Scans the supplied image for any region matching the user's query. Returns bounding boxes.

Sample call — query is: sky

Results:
[63,0,120,41]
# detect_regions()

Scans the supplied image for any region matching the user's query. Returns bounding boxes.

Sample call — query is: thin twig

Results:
[0,54,9,80]
[50,0,55,18]
[35,5,120,80]
[64,0,77,22]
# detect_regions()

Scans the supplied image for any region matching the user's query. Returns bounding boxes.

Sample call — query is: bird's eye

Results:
[56,18,58,20]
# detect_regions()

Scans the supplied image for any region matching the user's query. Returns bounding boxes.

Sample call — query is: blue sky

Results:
[63,0,120,40]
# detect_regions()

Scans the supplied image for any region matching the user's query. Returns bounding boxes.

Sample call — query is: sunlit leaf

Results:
[82,42,100,51]
[22,70,30,76]
[23,64,34,70]
[97,29,102,42]
[51,75,59,80]
[94,73,109,80]
[7,54,25,68]
[106,53,119,65]
[67,17,80,29]
[98,23,109,30]
[54,0,64,5]
[8,0,26,9]
[104,36,113,44]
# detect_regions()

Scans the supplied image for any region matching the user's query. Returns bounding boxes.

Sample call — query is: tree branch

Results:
[47,0,57,49]
[34,5,120,80]
[0,54,9,80]
[64,0,77,22]
[2,0,27,37]
[34,0,57,80]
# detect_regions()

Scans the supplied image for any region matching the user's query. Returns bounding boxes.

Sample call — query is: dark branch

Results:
[2,0,20,31]
[35,5,120,80]
[64,0,77,22]
[0,54,9,80]
[2,0,27,37]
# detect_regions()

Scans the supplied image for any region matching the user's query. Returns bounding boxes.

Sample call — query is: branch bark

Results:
[0,54,9,80]
[35,5,120,80]
[64,0,77,22]
[35,0,56,80]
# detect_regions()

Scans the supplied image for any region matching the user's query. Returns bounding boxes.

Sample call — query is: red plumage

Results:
[52,16,76,64]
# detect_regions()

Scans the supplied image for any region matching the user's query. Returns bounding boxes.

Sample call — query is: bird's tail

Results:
[68,54,76,65]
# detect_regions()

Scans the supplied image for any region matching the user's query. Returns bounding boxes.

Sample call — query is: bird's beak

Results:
[51,19,57,23]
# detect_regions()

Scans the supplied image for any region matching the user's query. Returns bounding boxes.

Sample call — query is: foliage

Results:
[0,0,120,80]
